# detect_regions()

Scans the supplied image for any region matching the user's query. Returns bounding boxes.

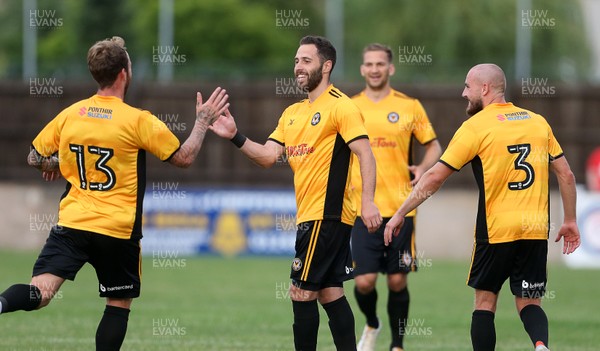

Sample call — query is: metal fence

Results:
[3,81,598,187]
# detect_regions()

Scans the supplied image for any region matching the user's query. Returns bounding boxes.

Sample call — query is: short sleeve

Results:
[439,122,479,171]
[268,111,287,146]
[547,123,564,160]
[32,111,66,156]
[333,99,368,144]
[411,100,437,144]
[136,111,181,161]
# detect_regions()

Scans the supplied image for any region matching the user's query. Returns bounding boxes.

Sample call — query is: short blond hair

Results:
[363,43,393,63]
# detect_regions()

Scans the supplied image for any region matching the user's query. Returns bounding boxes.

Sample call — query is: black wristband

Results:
[230,131,247,148]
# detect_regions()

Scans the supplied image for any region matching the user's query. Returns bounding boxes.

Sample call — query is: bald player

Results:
[384,63,580,351]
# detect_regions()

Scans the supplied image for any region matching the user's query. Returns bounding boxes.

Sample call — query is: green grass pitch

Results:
[0,250,598,350]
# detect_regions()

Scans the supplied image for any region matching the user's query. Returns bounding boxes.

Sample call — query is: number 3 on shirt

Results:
[69,144,116,191]
[507,143,535,190]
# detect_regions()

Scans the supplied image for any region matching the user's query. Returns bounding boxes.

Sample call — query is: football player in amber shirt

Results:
[210,35,382,351]
[350,44,441,351]
[0,37,229,351]
[385,64,580,351]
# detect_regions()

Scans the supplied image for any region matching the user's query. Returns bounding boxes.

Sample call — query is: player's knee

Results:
[106,298,133,310]
[33,287,58,309]
[515,296,542,313]
[289,284,317,301]
[388,281,407,292]
[318,287,344,304]
[474,290,499,312]
[354,280,376,294]
[36,298,51,309]
[30,281,62,309]
[387,273,407,292]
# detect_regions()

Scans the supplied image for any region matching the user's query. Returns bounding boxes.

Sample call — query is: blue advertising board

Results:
[141,188,297,256]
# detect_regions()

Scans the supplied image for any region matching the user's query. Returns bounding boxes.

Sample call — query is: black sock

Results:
[322,296,356,351]
[0,284,42,313]
[389,288,409,348]
[471,310,496,351]
[354,286,379,328]
[520,304,549,347]
[96,305,130,351]
[292,300,319,351]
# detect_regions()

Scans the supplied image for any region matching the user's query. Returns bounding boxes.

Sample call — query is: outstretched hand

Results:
[555,220,581,254]
[196,87,229,126]
[209,109,238,139]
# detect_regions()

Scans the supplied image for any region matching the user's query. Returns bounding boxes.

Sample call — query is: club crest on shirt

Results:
[292,258,303,271]
[311,112,321,126]
[387,112,400,123]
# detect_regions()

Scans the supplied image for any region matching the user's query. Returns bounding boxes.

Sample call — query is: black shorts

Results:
[468,239,547,298]
[290,220,353,291]
[351,216,417,276]
[33,225,141,298]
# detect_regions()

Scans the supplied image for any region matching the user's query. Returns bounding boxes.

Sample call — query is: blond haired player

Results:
[0,37,229,350]
[350,44,441,351]
[385,63,580,351]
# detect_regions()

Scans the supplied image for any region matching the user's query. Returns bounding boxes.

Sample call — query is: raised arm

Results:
[348,138,382,233]
[550,156,580,254]
[168,87,230,168]
[209,110,284,168]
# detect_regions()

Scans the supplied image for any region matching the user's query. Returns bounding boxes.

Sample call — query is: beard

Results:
[466,97,483,116]
[297,64,323,93]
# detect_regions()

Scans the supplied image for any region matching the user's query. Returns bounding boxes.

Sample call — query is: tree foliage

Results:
[344,0,591,83]
[0,0,591,83]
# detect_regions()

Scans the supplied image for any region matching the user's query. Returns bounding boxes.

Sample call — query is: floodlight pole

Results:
[158,0,174,83]
[23,0,37,82]
[325,0,344,81]
[515,0,532,81]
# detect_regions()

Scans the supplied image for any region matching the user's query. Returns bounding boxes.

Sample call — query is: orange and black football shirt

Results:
[32,95,180,240]
[268,85,368,226]
[440,103,563,244]
[350,89,437,217]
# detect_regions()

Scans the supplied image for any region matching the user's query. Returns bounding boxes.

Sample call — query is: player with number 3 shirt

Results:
[384,63,580,351]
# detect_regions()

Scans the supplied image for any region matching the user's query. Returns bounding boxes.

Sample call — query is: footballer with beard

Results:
[0,36,229,351]
[384,63,580,351]
[209,35,382,351]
